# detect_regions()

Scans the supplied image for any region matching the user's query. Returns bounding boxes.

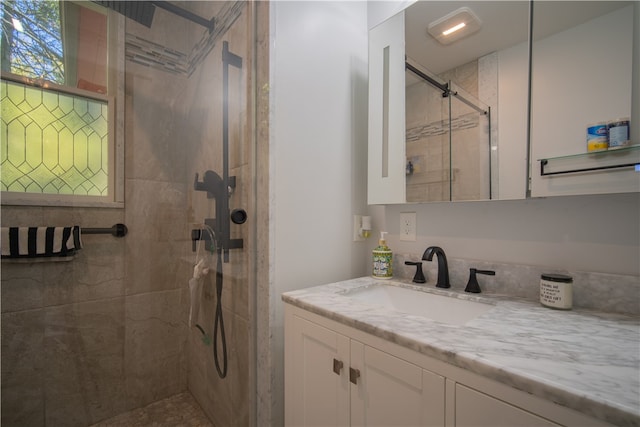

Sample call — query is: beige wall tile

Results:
[124,290,187,408]
[1,309,45,427]
[44,298,126,426]
[1,263,44,312]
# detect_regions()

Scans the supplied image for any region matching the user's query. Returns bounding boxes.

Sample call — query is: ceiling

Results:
[405,1,633,76]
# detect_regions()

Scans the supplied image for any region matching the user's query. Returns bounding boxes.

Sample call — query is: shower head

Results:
[93,0,216,32]
[93,1,155,28]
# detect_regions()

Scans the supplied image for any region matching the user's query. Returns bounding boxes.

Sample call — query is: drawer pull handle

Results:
[333,358,343,375]
[349,367,360,384]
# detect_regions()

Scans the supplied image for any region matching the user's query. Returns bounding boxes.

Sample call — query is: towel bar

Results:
[83,223,128,237]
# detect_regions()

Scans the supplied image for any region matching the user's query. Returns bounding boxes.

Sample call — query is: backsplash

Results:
[394,253,639,316]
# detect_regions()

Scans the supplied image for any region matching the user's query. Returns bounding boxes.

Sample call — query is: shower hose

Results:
[195,244,228,379]
[213,248,228,378]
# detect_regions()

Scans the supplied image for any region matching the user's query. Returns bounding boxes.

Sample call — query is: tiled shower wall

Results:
[1,2,257,426]
[1,207,133,427]
[1,97,191,427]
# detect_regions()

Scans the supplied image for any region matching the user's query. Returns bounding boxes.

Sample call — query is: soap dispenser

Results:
[372,232,393,279]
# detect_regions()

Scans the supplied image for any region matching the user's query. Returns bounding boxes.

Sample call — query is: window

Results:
[1,0,123,206]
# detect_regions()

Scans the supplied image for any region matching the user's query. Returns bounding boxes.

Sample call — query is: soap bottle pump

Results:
[372,231,393,279]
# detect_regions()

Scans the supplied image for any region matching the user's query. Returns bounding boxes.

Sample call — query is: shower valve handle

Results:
[194,173,205,192]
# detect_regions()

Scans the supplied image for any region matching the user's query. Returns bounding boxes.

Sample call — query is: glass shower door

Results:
[449,81,492,201]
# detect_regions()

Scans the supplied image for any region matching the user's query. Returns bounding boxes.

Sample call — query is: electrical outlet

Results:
[400,212,416,241]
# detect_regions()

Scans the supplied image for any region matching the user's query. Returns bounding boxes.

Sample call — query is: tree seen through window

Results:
[1,0,64,84]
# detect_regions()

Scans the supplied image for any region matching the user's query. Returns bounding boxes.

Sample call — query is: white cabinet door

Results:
[286,310,445,427]
[455,384,560,427]
[286,315,350,427]
[368,9,406,204]
[351,340,446,426]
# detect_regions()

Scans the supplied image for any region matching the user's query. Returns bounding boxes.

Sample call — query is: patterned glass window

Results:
[0,0,121,206]
[1,78,109,197]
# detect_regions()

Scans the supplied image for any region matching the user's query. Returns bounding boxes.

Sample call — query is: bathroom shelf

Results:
[539,144,640,176]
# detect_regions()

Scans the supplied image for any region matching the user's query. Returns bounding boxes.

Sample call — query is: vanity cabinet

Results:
[284,303,613,427]
[285,312,444,426]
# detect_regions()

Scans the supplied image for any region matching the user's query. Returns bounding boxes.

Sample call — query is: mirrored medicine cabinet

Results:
[529,1,639,197]
[368,1,639,205]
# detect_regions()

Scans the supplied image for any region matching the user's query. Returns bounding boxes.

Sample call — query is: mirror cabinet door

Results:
[529,1,639,197]
[368,11,406,205]
[368,1,530,205]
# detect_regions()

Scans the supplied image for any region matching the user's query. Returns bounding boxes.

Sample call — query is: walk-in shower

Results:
[0,1,259,426]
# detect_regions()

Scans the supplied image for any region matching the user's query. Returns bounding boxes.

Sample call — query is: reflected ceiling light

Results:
[12,18,24,32]
[427,7,481,45]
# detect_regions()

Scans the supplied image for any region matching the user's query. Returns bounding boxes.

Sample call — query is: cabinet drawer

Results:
[455,384,559,427]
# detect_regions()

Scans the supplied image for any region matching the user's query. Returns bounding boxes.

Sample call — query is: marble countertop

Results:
[282,277,640,427]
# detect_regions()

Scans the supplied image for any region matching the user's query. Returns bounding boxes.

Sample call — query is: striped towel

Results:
[1,226,82,259]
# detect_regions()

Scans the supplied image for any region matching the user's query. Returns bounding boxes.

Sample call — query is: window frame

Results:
[1,7,124,208]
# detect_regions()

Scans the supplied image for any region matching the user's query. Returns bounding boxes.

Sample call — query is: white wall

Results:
[269,1,369,424]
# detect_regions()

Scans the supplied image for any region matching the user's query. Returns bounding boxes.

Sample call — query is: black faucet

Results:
[422,246,450,288]
[404,261,426,283]
[464,268,495,293]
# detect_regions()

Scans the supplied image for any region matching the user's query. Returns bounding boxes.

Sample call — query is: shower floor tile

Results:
[90,392,213,427]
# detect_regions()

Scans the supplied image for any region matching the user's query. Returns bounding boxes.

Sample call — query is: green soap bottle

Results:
[372,231,393,279]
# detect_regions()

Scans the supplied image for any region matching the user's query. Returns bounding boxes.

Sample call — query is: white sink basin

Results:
[344,284,494,326]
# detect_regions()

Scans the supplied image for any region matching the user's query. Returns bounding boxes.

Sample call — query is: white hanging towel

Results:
[188,258,210,327]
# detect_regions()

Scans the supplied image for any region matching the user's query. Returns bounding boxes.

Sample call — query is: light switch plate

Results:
[400,212,416,241]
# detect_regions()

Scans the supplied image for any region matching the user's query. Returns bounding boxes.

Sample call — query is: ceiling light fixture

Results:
[427,7,481,45]
[442,22,466,36]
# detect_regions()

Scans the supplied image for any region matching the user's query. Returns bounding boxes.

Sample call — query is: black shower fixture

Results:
[93,1,216,32]
[191,42,244,379]
[194,170,245,263]
[193,42,245,264]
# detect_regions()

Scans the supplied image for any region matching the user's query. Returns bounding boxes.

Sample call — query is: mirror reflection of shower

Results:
[405,58,494,202]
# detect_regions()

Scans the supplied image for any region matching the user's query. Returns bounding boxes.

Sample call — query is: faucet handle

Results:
[465,268,495,293]
[404,261,426,283]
